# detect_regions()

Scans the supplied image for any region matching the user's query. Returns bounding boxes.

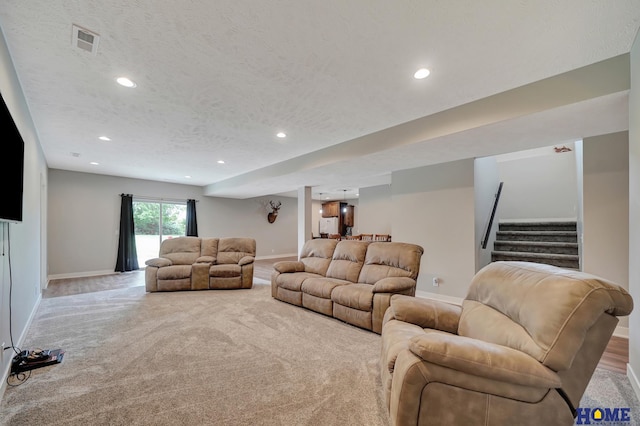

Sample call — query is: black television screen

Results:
[0,91,25,223]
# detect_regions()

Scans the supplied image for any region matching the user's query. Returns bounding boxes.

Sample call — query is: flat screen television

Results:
[0,91,25,223]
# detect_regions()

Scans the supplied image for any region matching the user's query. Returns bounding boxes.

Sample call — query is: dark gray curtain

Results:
[186,199,198,237]
[115,193,139,272]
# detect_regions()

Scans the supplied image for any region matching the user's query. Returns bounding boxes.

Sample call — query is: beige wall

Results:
[357,184,392,236]
[48,169,299,277]
[628,28,640,397]
[0,29,49,390]
[497,146,578,220]
[582,132,629,329]
[391,160,476,298]
[474,156,501,271]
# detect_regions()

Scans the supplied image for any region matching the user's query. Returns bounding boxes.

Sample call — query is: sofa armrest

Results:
[239,255,255,266]
[195,256,215,264]
[145,257,172,267]
[273,261,305,273]
[372,277,416,294]
[409,333,561,388]
[387,295,461,333]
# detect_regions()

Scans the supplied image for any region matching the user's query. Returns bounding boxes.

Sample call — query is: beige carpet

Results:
[2,280,639,425]
[1,280,388,425]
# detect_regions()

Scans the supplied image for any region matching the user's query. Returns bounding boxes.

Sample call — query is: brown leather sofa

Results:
[145,236,256,292]
[271,238,424,333]
[380,261,633,426]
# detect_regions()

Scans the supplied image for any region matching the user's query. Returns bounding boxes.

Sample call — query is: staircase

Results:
[491,221,579,269]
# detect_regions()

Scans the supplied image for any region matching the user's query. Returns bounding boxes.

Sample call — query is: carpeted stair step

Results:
[498,221,577,232]
[491,251,580,269]
[495,230,577,243]
[493,241,578,255]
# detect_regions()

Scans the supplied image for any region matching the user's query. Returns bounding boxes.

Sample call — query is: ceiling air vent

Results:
[72,24,99,55]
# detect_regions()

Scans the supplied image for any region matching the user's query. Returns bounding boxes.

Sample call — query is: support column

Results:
[298,186,312,255]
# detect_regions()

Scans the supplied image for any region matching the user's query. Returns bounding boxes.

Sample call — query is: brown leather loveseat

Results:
[145,236,256,292]
[271,238,424,333]
[380,261,633,426]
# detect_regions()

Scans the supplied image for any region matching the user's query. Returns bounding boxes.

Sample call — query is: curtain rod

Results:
[120,194,199,203]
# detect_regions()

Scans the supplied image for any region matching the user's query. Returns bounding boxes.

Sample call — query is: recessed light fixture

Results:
[414,68,431,79]
[90,162,99,165]
[185,175,192,179]
[98,136,111,141]
[276,132,286,138]
[116,77,137,88]
[217,160,225,164]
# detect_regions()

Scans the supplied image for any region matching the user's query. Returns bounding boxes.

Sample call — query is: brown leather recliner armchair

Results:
[380,261,633,426]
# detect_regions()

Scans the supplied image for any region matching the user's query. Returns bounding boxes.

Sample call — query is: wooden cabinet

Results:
[321,201,340,217]
[322,201,355,235]
[343,205,354,227]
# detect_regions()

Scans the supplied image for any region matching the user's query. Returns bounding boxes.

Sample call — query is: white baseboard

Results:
[613,326,629,338]
[0,292,42,400]
[48,269,125,282]
[415,290,463,306]
[628,363,640,404]
[255,253,298,260]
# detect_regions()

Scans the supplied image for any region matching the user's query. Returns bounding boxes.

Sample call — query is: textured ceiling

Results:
[0,1,639,200]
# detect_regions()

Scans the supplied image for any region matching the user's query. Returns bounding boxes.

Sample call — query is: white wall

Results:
[391,160,476,299]
[357,184,392,235]
[474,156,501,271]
[628,28,640,399]
[497,145,578,220]
[0,28,49,391]
[582,132,629,329]
[48,169,298,277]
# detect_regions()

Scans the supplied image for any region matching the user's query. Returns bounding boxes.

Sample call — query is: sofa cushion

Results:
[209,264,241,278]
[200,238,219,261]
[301,277,351,298]
[217,237,256,264]
[331,283,374,311]
[276,272,323,292]
[325,241,369,282]
[157,264,192,280]
[300,239,338,275]
[358,242,423,284]
[159,236,202,265]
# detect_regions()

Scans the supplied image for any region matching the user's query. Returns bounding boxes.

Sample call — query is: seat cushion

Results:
[276,272,323,292]
[157,264,192,280]
[331,283,374,311]
[301,277,351,299]
[209,264,241,278]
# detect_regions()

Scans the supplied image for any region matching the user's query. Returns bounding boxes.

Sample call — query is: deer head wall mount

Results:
[267,200,282,223]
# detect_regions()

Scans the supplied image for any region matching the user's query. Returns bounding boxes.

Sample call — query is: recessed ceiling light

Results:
[414,68,430,79]
[276,132,286,138]
[217,160,225,164]
[185,175,192,179]
[90,162,99,165]
[99,136,111,141]
[116,77,137,88]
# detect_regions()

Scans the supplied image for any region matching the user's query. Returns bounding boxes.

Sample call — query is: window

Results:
[133,200,187,266]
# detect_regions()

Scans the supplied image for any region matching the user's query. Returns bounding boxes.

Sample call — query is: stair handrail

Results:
[481,182,504,249]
